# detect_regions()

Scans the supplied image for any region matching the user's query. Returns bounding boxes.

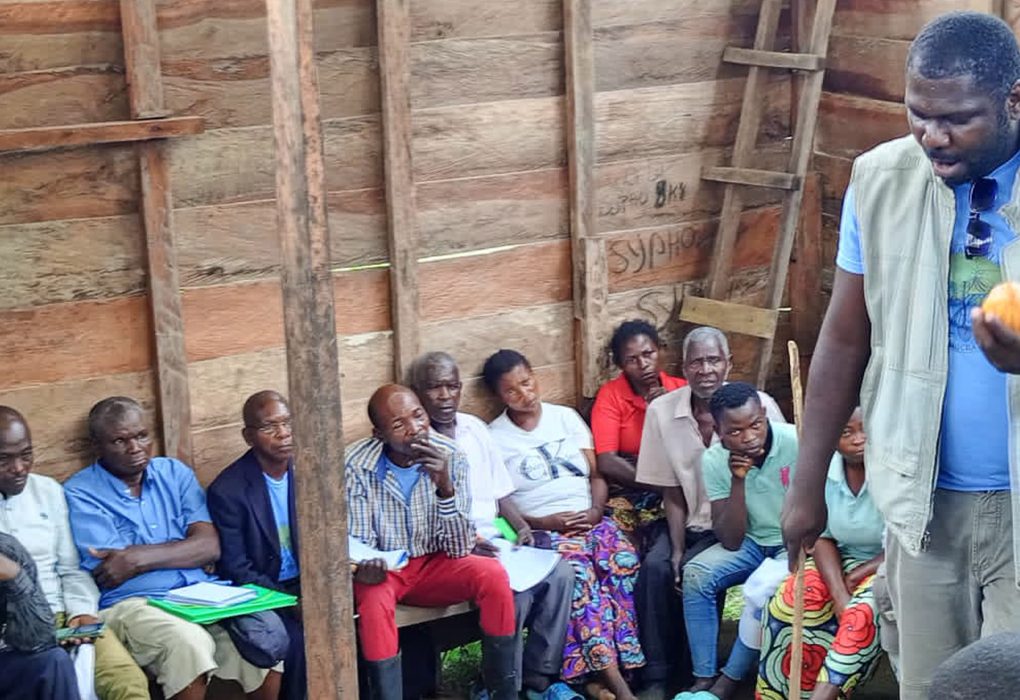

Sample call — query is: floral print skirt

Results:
[548,517,646,680]
[756,557,882,699]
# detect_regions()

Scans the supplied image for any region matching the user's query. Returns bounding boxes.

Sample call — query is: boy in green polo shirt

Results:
[678,382,797,697]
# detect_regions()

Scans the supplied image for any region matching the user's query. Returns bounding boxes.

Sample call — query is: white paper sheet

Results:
[492,539,562,592]
[348,537,410,571]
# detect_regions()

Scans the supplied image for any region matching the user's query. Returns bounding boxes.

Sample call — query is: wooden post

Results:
[118,0,193,463]
[377,0,421,382]
[564,0,608,400]
[789,173,823,357]
[265,0,358,697]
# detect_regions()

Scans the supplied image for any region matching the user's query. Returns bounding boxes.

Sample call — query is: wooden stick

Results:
[787,340,807,697]
[0,117,204,154]
[265,0,358,695]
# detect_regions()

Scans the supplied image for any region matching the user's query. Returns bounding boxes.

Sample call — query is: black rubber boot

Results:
[365,653,404,700]
[482,634,519,700]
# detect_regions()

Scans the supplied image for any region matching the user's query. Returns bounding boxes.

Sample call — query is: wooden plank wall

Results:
[814,0,1006,299]
[1,0,796,486]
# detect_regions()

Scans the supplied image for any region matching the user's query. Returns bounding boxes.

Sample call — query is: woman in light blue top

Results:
[756,408,885,700]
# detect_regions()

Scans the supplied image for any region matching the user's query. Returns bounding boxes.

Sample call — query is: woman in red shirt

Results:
[590,320,687,695]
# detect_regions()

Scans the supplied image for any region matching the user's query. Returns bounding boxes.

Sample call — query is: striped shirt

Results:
[345,432,475,558]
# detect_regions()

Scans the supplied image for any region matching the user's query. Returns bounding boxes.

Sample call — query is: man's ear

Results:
[1007,79,1020,121]
[241,427,254,448]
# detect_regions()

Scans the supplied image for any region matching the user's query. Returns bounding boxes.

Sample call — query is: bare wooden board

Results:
[825,34,908,103]
[188,331,395,431]
[0,145,139,225]
[0,214,145,310]
[0,295,153,391]
[421,303,575,377]
[419,240,572,321]
[815,92,907,159]
[181,270,391,362]
[0,68,128,130]
[680,296,779,340]
[834,0,993,40]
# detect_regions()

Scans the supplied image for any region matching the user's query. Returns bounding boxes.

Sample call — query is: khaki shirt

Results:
[635,385,785,532]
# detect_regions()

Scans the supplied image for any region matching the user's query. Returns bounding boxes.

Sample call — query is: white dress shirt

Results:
[0,473,99,618]
[455,412,515,539]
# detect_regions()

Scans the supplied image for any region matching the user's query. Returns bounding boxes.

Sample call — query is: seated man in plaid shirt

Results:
[346,384,517,700]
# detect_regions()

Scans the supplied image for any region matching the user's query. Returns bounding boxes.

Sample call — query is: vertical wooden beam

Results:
[564,0,608,400]
[265,0,357,697]
[118,0,168,119]
[377,0,420,382]
[118,0,192,463]
[789,173,823,356]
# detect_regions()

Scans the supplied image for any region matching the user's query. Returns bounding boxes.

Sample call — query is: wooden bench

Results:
[395,602,474,628]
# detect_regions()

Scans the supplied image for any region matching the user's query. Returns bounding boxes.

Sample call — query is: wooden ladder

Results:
[680,0,837,386]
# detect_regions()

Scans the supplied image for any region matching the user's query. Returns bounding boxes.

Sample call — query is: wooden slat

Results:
[723,47,824,71]
[705,0,784,299]
[118,0,168,118]
[757,0,838,384]
[789,173,824,355]
[119,0,193,464]
[702,166,799,190]
[395,603,473,628]
[265,0,357,697]
[138,143,193,463]
[564,0,607,400]
[0,116,204,154]
[680,297,779,340]
[377,0,421,383]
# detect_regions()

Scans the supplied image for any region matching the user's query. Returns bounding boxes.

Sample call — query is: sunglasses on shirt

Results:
[965,178,997,260]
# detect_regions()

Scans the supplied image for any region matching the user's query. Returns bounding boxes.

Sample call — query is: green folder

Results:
[148,584,298,625]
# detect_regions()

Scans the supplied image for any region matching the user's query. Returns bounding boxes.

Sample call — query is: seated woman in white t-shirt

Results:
[483,349,645,700]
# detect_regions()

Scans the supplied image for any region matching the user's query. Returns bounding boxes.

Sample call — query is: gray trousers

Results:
[514,558,574,684]
[886,489,1020,700]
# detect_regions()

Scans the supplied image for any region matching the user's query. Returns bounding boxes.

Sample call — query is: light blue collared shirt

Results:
[822,455,884,561]
[64,457,217,609]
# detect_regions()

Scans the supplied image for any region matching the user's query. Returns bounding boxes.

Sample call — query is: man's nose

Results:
[922,120,950,149]
[437,386,452,399]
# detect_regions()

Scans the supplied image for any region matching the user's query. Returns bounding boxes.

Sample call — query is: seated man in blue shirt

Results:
[207,390,305,700]
[64,397,282,700]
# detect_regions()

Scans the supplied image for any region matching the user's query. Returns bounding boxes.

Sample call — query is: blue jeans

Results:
[682,538,785,678]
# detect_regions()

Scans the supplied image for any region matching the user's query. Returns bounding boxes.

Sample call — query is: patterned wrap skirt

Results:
[547,517,646,680]
[756,557,882,699]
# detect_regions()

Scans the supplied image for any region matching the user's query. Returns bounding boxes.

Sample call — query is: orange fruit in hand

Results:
[981,281,1020,333]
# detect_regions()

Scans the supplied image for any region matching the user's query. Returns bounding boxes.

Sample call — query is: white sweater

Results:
[0,473,99,618]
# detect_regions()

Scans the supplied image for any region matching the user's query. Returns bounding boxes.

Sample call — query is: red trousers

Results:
[354,553,515,661]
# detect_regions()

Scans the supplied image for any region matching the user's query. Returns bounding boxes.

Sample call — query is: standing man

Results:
[346,384,517,700]
[0,406,148,700]
[408,351,574,696]
[782,12,1020,699]
[207,391,306,699]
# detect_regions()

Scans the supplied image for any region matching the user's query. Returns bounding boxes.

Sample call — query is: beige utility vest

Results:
[852,135,1020,585]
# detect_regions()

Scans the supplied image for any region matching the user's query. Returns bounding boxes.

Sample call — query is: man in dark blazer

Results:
[208,390,305,700]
